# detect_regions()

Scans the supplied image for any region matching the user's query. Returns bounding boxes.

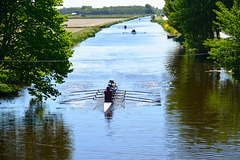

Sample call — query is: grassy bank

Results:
[70,26,101,46]
[151,15,179,35]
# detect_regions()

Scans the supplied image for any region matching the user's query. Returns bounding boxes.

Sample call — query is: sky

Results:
[60,0,165,9]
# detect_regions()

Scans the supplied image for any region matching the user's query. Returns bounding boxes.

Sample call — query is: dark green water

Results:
[0,17,240,159]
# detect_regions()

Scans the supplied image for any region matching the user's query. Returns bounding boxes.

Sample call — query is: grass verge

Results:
[70,26,101,46]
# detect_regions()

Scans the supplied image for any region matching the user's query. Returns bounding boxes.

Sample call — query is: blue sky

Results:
[60,0,165,9]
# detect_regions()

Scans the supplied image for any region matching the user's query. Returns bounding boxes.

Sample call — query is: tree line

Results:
[58,4,161,15]
[163,0,240,74]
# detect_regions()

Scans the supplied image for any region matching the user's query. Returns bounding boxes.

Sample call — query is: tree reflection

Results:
[165,48,240,149]
[0,99,73,159]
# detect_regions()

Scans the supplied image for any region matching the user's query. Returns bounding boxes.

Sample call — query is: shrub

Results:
[0,84,20,96]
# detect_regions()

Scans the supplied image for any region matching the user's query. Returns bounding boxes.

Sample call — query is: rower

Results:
[108,79,116,93]
[109,79,115,86]
[108,83,114,94]
[131,29,136,34]
[124,25,127,29]
[104,86,113,102]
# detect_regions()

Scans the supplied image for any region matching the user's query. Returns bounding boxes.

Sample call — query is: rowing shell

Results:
[104,102,113,114]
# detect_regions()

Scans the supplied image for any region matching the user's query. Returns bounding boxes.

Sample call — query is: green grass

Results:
[70,26,101,46]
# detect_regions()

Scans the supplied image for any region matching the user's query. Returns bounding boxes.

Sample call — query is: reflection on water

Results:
[165,48,240,158]
[0,99,73,160]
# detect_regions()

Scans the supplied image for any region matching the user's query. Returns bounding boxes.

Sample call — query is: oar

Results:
[122,32,147,34]
[60,97,94,104]
[94,96,104,99]
[117,27,133,29]
[125,90,158,94]
[125,98,153,103]
[61,95,97,103]
[65,92,98,97]
[126,92,160,96]
[125,96,155,101]
[96,92,104,95]
[70,89,103,93]
[118,90,157,94]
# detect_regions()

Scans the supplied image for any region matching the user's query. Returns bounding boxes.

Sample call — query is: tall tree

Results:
[0,0,73,100]
[163,0,235,53]
[164,0,218,53]
[205,0,240,73]
[145,4,155,14]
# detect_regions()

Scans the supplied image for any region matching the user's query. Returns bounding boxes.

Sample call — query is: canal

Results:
[0,17,240,159]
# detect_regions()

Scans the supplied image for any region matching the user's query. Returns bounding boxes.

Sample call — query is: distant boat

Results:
[131,29,136,34]
[167,34,177,39]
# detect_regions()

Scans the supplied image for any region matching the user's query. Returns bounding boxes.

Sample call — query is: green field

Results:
[67,14,145,19]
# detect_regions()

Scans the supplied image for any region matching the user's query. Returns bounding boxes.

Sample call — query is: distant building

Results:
[71,13,86,17]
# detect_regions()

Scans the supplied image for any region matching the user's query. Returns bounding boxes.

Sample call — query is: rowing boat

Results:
[104,85,117,115]
[104,101,113,114]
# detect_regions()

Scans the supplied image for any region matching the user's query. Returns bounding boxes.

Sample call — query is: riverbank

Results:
[151,15,179,35]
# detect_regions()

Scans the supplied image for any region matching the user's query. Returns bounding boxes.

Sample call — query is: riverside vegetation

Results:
[162,0,240,75]
[151,15,179,36]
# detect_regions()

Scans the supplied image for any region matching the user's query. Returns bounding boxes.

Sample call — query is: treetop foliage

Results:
[0,0,73,100]
[163,0,236,53]
[205,0,240,73]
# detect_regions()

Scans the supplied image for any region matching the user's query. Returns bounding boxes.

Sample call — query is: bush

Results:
[0,84,20,96]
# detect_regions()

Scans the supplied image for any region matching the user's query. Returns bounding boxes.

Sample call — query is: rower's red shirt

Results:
[104,90,113,101]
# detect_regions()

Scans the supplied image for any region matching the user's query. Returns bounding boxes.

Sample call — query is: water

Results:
[1,17,240,159]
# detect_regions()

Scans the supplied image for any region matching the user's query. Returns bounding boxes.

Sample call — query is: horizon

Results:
[59,0,165,9]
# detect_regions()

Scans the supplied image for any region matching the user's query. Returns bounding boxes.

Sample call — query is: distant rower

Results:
[131,29,136,34]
